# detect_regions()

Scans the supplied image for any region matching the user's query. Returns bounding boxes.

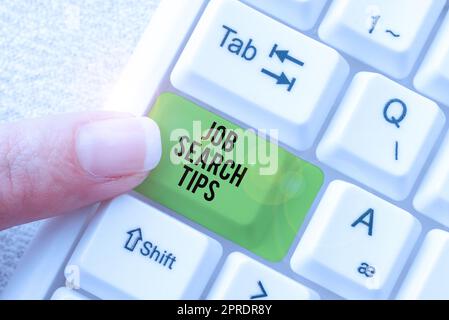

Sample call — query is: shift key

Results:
[136,93,323,261]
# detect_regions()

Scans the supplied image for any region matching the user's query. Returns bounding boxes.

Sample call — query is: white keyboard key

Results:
[397,230,449,300]
[415,12,449,107]
[241,0,328,31]
[317,72,445,201]
[414,132,449,228]
[171,0,349,151]
[290,180,421,299]
[208,252,318,300]
[50,287,89,300]
[67,195,222,300]
[319,0,445,78]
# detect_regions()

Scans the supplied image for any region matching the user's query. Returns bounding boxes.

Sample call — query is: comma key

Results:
[317,72,445,201]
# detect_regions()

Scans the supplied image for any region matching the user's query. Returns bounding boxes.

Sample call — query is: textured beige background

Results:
[0,0,161,293]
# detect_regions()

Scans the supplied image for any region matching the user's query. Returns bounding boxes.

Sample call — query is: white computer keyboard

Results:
[3,0,449,300]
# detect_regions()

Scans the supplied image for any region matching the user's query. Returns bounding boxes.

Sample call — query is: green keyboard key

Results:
[136,93,323,261]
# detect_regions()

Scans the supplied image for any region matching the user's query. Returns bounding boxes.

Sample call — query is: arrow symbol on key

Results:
[261,68,296,92]
[270,44,304,67]
[250,281,268,300]
[124,228,143,252]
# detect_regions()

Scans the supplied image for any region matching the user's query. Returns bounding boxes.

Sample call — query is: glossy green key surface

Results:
[136,93,323,261]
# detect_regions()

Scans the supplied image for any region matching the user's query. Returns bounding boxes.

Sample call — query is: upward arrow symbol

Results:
[124,228,143,252]
[261,68,296,92]
[270,44,304,67]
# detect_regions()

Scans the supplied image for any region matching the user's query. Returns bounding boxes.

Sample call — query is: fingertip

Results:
[75,116,162,178]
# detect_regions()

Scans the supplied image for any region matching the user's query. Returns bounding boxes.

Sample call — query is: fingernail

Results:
[76,117,161,177]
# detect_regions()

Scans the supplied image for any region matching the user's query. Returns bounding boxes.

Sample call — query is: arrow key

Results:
[208,253,318,300]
